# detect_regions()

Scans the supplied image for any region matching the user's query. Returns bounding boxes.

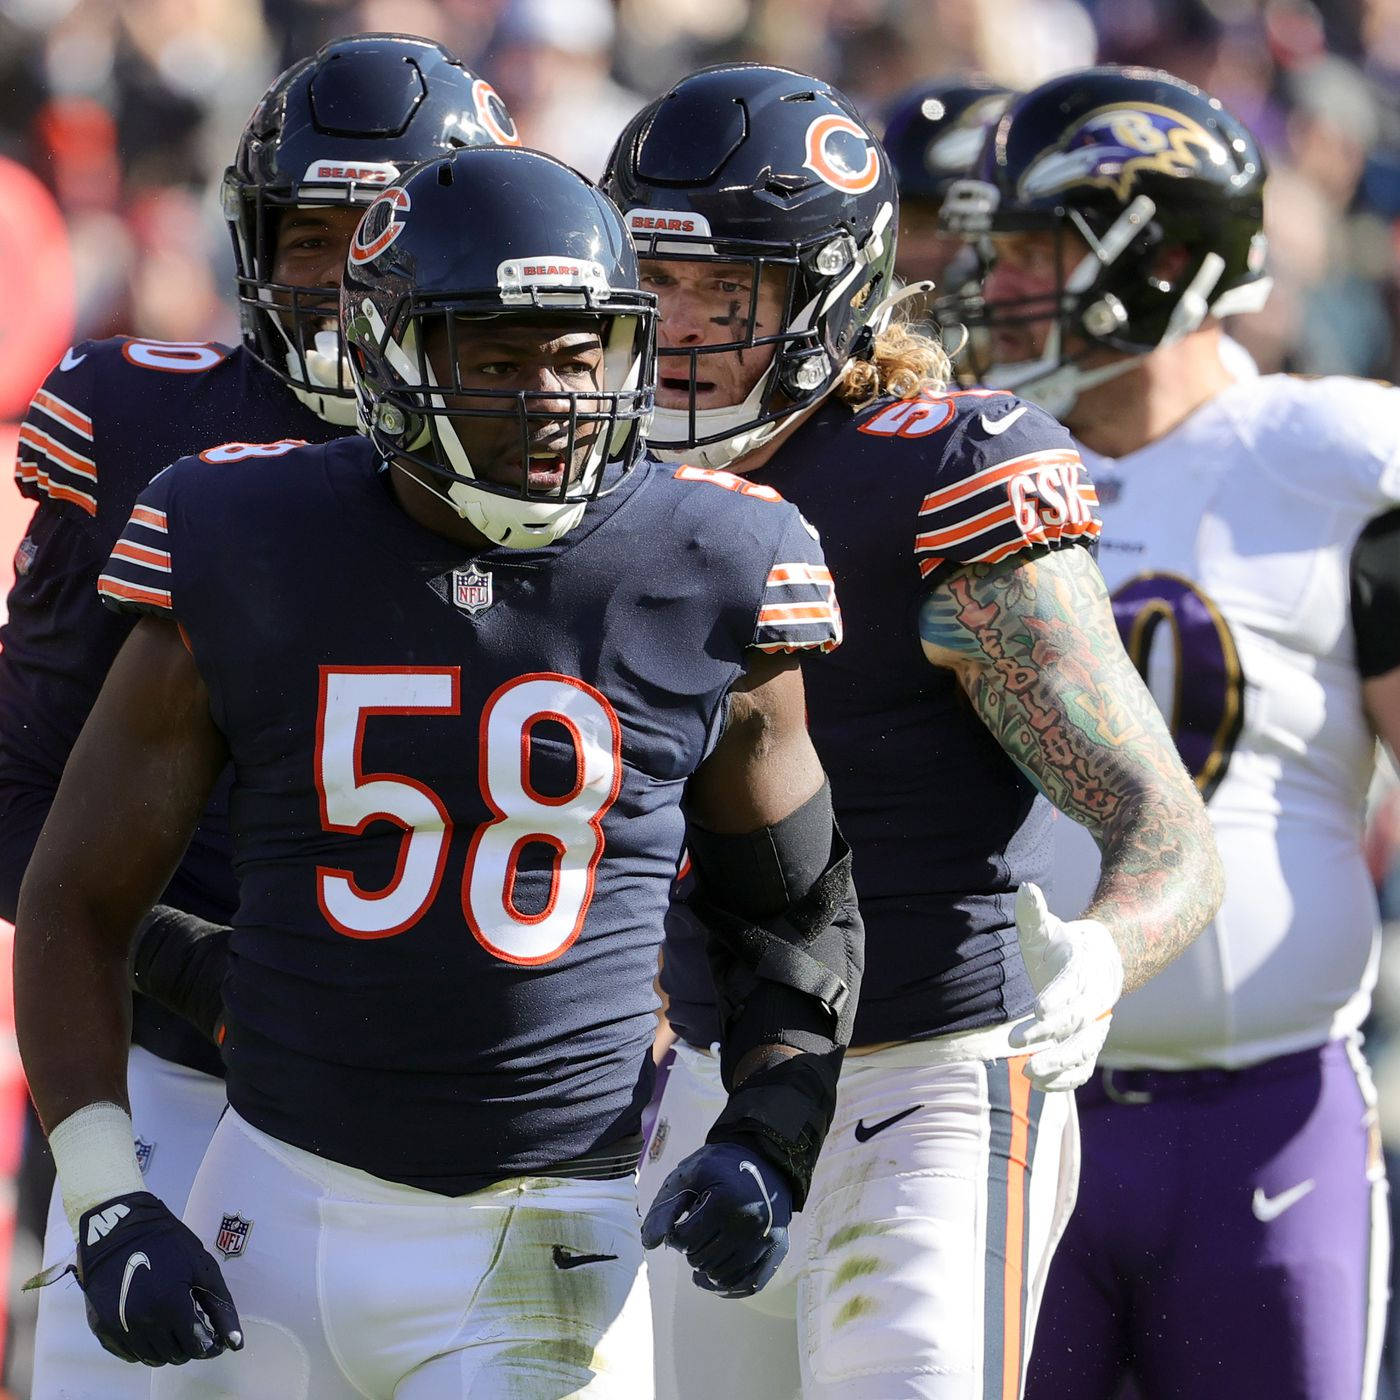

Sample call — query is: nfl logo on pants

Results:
[216,1212,252,1259]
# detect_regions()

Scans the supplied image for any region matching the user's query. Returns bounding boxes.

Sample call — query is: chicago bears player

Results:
[15,146,862,1398]
[603,64,1223,1400]
[937,66,1400,1400]
[0,32,518,1395]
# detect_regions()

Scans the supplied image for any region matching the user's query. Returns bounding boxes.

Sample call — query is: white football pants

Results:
[642,1031,1080,1400]
[31,1043,226,1399]
[150,1109,653,1399]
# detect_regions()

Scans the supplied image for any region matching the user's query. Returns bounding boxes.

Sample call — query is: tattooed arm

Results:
[919,545,1223,995]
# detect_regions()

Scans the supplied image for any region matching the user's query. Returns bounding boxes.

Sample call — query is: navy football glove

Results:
[641,1143,793,1298]
[74,1191,242,1366]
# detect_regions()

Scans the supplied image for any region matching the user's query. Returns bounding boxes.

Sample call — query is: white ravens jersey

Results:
[1048,373,1400,1068]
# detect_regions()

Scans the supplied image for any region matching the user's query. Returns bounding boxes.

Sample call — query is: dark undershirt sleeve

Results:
[1350,507,1400,679]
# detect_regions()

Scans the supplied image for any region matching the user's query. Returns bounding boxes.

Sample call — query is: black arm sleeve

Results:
[684,782,864,1206]
[127,905,230,1044]
[1350,507,1400,679]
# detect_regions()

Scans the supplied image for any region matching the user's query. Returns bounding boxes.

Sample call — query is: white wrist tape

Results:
[48,1102,147,1236]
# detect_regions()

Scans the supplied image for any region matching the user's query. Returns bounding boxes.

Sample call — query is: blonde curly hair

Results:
[834,321,952,409]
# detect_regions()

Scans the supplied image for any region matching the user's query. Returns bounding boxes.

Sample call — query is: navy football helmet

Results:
[602,64,897,468]
[341,147,655,549]
[938,65,1269,416]
[881,77,1012,208]
[223,33,519,425]
[881,77,1014,330]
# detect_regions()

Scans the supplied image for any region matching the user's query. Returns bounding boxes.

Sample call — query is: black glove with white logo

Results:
[74,1192,242,1366]
[641,1143,793,1298]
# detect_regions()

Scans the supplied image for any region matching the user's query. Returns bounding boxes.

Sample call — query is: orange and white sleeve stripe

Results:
[753,560,842,653]
[97,505,172,612]
[15,388,97,515]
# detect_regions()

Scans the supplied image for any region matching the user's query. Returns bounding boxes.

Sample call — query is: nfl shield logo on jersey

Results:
[215,1213,252,1259]
[452,565,493,614]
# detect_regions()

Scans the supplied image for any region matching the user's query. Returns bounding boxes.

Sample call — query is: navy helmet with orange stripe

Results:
[221,33,519,427]
[602,64,897,469]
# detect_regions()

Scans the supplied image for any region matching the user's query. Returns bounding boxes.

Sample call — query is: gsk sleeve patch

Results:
[913,395,1100,578]
[853,391,1101,579]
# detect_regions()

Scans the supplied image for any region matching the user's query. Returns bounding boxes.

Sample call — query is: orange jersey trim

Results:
[17,424,96,482]
[916,501,1018,553]
[1000,1057,1033,1400]
[110,539,171,571]
[31,389,93,439]
[767,562,834,586]
[15,457,97,515]
[97,575,171,609]
[757,602,839,625]
[919,449,1081,517]
[129,505,168,531]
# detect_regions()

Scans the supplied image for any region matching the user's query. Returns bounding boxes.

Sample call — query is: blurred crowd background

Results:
[4,0,1400,377]
[0,0,1399,1393]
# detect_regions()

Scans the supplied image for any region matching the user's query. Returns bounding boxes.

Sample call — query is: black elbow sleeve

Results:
[128,904,231,1045]
[685,782,864,1204]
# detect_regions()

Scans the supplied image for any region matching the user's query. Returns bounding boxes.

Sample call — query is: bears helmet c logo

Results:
[803,114,881,195]
[349,187,412,266]
[472,78,521,147]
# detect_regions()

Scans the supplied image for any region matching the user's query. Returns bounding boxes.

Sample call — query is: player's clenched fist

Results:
[641,1143,793,1298]
[74,1191,242,1366]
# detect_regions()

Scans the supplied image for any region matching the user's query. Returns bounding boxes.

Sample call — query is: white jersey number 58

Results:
[315,667,621,963]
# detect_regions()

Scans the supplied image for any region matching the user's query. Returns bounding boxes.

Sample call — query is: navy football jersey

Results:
[0,338,337,1073]
[99,436,838,1192]
[663,388,1102,1047]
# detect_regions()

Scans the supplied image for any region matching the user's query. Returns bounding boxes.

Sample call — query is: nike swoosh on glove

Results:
[1010,882,1124,1092]
[74,1192,242,1366]
[641,1143,793,1298]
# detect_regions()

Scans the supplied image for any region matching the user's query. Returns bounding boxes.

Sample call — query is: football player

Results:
[0,33,519,1395]
[15,145,862,1397]
[937,65,1400,1400]
[602,64,1223,1400]
[881,75,1013,290]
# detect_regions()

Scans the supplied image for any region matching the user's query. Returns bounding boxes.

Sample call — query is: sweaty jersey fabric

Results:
[0,337,336,1073]
[1048,373,1400,1068]
[663,388,1101,1048]
[101,436,839,1193]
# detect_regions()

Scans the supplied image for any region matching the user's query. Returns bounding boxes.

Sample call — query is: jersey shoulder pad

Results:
[659,460,840,655]
[1228,374,1400,510]
[898,390,1100,577]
